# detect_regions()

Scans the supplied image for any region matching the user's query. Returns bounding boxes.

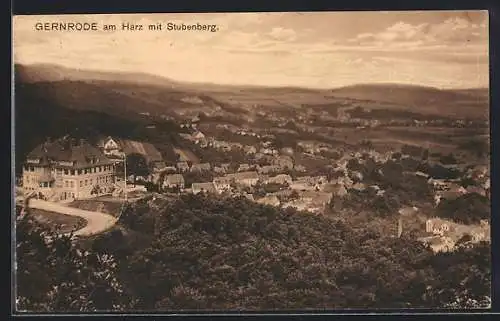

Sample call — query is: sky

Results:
[13,11,489,89]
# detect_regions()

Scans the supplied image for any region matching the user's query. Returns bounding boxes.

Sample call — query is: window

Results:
[70,181,74,188]
[99,166,102,172]
[64,169,69,175]
[80,181,83,187]
[71,170,75,175]
[65,181,68,188]
[85,179,88,186]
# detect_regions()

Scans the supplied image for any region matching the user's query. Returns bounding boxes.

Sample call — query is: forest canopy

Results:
[50,194,492,311]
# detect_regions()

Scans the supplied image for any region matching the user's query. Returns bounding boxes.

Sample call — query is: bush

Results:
[436,193,490,225]
[16,214,129,312]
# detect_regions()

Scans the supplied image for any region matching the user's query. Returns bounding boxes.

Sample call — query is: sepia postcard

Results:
[12,11,491,313]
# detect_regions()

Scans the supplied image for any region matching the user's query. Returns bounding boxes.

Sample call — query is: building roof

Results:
[300,191,332,204]
[258,165,280,173]
[268,174,292,183]
[351,183,366,191]
[419,236,449,247]
[116,139,163,164]
[192,182,216,193]
[191,163,211,170]
[26,137,112,169]
[166,174,185,184]
[214,176,232,184]
[427,217,454,229]
[228,171,259,181]
[273,155,294,165]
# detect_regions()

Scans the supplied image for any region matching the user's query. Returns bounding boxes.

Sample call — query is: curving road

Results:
[26,199,118,238]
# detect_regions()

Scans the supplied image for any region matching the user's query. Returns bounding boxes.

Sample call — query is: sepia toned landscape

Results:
[13,11,490,312]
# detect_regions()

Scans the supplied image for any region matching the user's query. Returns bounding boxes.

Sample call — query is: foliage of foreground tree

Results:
[16,194,490,311]
[109,194,490,310]
[15,210,129,312]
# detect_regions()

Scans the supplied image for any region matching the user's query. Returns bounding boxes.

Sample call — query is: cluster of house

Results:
[428,164,490,205]
[20,135,171,202]
[22,128,490,226]
[333,149,490,206]
[179,129,281,157]
[158,154,349,214]
[260,104,488,131]
[418,217,490,253]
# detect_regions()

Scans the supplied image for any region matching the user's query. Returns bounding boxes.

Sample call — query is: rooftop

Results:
[192,182,216,193]
[26,137,112,168]
[228,171,259,180]
[166,174,185,183]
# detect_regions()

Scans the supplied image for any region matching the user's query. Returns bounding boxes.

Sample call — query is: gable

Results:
[104,139,119,149]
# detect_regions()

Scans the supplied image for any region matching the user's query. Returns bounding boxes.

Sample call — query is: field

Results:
[16,64,489,121]
[67,197,126,218]
[30,209,86,234]
[329,126,488,157]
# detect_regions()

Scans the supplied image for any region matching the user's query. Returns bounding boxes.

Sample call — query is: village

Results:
[17,112,491,255]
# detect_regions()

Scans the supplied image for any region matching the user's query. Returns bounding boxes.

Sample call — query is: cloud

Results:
[268,27,297,42]
[350,17,488,48]
[429,17,487,43]
[12,12,489,89]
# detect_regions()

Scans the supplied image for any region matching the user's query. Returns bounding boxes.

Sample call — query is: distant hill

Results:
[15,63,489,119]
[330,83,489,120]
[15,63,183,89]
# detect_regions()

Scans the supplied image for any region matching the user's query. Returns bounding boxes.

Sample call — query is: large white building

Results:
[22,137,116,201]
